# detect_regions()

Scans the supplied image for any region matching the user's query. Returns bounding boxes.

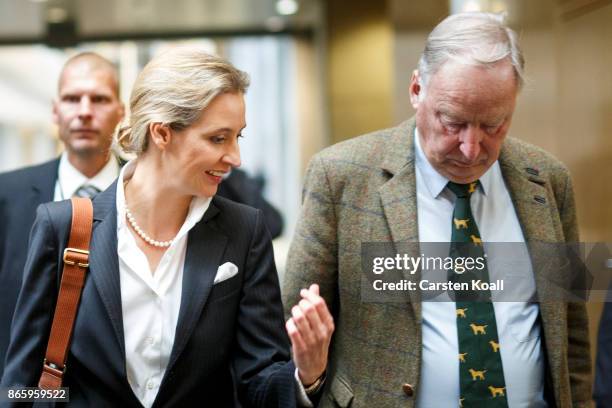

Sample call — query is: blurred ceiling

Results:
[0,0,321,45]
[0,0,571,47]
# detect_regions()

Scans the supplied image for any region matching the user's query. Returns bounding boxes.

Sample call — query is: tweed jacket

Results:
[282,118,592,407]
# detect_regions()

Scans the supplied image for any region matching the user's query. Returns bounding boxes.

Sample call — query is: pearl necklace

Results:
[124,205,174,248]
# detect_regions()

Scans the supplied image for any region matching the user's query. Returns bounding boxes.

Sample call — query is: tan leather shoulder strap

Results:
[38,197,93,389]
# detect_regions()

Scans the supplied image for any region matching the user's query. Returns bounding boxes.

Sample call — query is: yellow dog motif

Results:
[454,218,469,229]
[458,353,467,363]
[488,385,505,397]
[489,340,500,352]
[470,235,482,245]
[470,323,487,335]
[456,307,468,318]
[468,368,487,380]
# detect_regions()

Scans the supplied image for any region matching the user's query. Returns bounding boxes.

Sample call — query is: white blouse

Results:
[115,161,211,407]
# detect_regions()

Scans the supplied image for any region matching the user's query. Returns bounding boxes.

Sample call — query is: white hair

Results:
[417,12,524,95]
[117,48,249,155]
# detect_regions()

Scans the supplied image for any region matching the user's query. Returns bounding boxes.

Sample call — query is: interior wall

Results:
[392,31,427,123]
[391,0,448,124]
[295,37,327,178]
[554,0,612,369]
[509,28,558,155]
[326,0,394,143]
[555,1,612,243]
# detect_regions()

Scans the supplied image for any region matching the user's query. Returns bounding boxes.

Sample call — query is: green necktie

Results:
[447,181,508,408]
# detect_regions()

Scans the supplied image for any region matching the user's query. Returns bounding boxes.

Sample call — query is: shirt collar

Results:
[58,152,119,198]
[414,128,497,198]
[116,160,212,243]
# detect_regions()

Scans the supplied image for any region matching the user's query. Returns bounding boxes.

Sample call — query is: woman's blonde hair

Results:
[117,48,250,155]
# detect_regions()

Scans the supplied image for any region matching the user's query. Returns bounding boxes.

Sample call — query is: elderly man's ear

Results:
[409,70,422,109]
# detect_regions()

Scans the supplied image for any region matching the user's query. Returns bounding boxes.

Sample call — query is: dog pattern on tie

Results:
[448,181,508,407]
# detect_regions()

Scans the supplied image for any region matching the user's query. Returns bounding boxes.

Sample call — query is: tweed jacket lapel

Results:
[498,140,569,392]
[378,118,422,321]
[379,119,419,242]
[499,144,563,243]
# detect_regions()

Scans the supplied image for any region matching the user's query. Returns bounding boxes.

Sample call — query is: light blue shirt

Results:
[413,130,547,408]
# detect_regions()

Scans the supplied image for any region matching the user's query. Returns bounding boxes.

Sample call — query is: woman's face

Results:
[167,92,245,197]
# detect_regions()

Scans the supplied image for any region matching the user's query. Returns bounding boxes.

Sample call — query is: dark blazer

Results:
[0,159,59,380]
[1,182,297,407]
[217,169,284,239]
[595,300,612,407]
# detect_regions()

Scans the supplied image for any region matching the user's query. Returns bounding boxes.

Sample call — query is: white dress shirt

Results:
[116,160,211,408]
[53,152,119,201]
[413,130,547,408]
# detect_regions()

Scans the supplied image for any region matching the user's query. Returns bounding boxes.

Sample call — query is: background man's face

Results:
[410,59,518,184]
[53,63,124,158]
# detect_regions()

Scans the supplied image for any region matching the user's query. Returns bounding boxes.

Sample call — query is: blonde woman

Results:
[1,49,332,407]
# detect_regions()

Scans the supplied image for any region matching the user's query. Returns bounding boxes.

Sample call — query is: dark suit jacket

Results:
[1,183,297,407]
[217,169,284,239]
[0,159,59,380]
[595,300,612,407]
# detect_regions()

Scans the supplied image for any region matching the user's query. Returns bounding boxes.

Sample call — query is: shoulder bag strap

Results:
[38,197,93,389]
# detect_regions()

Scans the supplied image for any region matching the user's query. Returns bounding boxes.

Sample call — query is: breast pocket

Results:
[207,274,241,304]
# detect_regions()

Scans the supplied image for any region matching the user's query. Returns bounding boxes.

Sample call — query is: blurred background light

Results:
[265,16,286,32]
[276,0,299,16]
[46,7,68,23]
[450,0,508,14]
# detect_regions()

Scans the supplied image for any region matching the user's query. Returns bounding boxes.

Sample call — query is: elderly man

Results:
[283,12,592,407]
[0,52,124,378]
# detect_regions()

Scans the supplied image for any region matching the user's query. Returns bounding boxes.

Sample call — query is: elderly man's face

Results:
[53,63,124,158]
[410,59,518,184]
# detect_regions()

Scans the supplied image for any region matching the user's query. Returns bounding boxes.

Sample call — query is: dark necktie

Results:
[447,181,508,408]
[74,184,101,198]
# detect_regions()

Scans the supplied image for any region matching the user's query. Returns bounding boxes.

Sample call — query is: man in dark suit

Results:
[217,168,284,238]
[0,52,124,378]
[595,300,612,407]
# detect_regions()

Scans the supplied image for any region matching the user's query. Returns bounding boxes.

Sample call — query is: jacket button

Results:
[402,383,414,397]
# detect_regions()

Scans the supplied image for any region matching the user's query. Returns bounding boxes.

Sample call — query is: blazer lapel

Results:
[87,182,126,357]
[378,119,422,321]
[499,142,566,376]
[499,167,561,243]
[165,202,228,373]
[29,158,59,206]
